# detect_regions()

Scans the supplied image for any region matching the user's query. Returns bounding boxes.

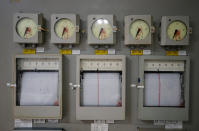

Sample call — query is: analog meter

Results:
[13,13,43,44]
[160,16,191,46]
[16,18,38,39]
[54,18,75,40]
[91,19,113,40]
[167,21,187,41]
[88,15,116,45]
[51,14,80,45]
[130,20,150,40]
[124,15,153,45]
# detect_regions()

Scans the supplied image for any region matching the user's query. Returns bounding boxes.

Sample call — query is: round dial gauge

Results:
[16,18,37,39]
[167,21,187,41]
[92,19,113,40]
[130,20,150,40]
[54,18,75,40]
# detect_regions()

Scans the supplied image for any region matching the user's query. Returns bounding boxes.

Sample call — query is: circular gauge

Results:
[54,18,75,40]
[92,19,113,40]
[130,20,150,40]
[167,20,187,41]
[16,18,37,39]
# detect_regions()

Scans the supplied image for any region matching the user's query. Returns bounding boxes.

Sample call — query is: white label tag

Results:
[143,50,152,55]
[72,49,80,55]
[106,120,114,124]
[15,119,32,127]
[36,47,45,53]
[33,119,45,124]
[47,119,59,123]
[91,123,108,131]
[178,50,187,56]
[165,121,183,129]
[154,120,166,126]
[108,49,115,55]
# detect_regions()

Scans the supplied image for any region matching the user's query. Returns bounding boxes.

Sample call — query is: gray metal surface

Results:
[124,15,153,45]
[51,14,80,45]
[0,0,199,131]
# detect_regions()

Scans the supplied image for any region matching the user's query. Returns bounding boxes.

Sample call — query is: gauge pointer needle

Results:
[62,27,68,37]
[173,29,179,39]
[136,28,141,37]
[24,27,31,37]
[99,28,104,38]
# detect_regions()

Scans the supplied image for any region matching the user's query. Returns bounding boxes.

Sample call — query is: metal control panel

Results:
[13,54,63,119]
[76,55,126,120]
[138,56,190,121]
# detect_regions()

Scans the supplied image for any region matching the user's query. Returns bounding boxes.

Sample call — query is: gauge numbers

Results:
[54,18,75,40]
[92,19,113,40]
[167,20,187,41]
[16,18,37,39]
[130,20,150,40]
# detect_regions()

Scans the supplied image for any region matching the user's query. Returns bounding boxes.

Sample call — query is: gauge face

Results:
[54,18,75,40]
[130,20,150,40]
[16,18,37,39]
[92,19,113,40]
[167,20,187,41]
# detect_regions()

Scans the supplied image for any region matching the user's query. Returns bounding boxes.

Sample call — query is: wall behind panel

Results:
[0,0,199,130]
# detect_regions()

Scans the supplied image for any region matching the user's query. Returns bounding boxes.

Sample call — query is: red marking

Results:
[117,100,122,107]
[99,28,107,40]
[62,27,69,39]
[136,27,143,40]
[97,72,99,106]
[24,27,32,37]
[158,73,161,106]
[174,30,181,40]
[53,100,59,106]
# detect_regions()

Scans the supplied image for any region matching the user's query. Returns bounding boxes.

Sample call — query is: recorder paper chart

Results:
[81,72,121,106]
[144,73,181,107]
[20,72,59,106]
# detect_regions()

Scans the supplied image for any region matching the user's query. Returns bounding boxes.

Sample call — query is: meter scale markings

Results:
[16,18,37,39]
[54,18,75,40]
[167,20,187,41]
[92,19,113,40]
[130,20,150,40]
